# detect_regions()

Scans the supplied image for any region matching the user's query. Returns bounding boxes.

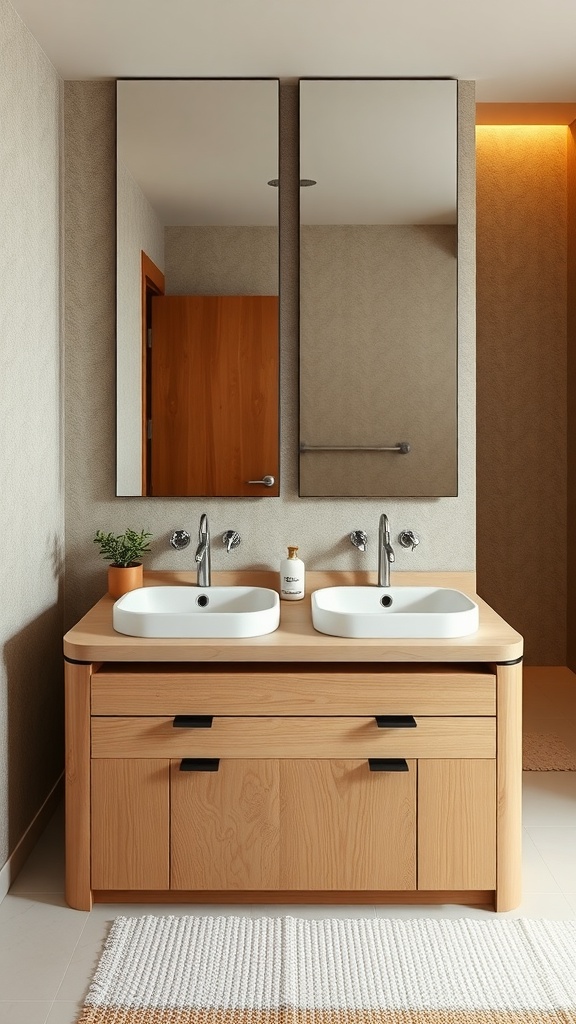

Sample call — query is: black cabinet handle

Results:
[179,758,220,772]
[375,715,416,728]
[173,715,213,728]
[369,758,409,772]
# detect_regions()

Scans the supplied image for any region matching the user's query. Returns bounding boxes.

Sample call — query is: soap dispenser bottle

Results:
[280,546,305,600]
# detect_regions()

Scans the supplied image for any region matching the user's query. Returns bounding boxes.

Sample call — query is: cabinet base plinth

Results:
[92,889,496,908]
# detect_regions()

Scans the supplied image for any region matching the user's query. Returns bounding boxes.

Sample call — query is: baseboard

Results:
[0,773,64,903]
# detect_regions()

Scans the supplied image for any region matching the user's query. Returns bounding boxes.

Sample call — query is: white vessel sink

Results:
[311,586,479,639]
[113,585,280,638]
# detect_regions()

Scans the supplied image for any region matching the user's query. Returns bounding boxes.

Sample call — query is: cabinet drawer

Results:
[91,663,496,716]
[91,715,496,759]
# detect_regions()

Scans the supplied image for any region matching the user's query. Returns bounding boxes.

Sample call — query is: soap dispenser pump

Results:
[279,546,305,601]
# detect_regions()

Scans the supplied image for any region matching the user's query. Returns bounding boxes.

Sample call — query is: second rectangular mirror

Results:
[299,79,458,497]
[116,79,280,497]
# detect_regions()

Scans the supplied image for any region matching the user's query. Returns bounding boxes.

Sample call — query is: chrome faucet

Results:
[195,513,211,587]
[378,513,395,587]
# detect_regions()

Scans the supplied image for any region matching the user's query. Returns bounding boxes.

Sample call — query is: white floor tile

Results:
[521,828,561,892]
[522,772,576,826]
[525,826,576,892]
[9,804,65,895]
[45,1002,84,1024]
[0,895,88,1001]
[0,1003,51,1024]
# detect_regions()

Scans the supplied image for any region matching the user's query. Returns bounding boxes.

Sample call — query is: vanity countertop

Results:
[63,570,523,663]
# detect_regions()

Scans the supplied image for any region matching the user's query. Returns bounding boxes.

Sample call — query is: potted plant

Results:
[94,528,153,599]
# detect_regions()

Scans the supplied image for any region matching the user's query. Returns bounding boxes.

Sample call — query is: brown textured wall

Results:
[476,126,567,664]
[567,122,576,671]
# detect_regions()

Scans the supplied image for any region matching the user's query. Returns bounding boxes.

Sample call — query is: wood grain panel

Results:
[91,759,170,890]
[65,661,92,910]
[93,888,493,906]
[150,295,279,496]
[171,758,280,890]
[91,663,496,716]
[418,758,496,890]
[495,662,523,911]
[280,759,416,890]
[91,715,496,759]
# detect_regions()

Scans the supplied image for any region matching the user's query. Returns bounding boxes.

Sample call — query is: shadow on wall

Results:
[3,601,64,856]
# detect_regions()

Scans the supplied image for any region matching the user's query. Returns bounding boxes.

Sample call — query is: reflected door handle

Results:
[246,475,275,487]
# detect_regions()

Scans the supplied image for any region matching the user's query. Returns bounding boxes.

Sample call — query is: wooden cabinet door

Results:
[280,759,416,890]
[171,758,280,890]
[91,759,170,890]
[150,295,279,496]
[418,758,496,890]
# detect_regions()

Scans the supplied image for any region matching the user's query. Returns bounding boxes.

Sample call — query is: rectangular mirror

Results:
[116,79,280,496]
[299,79,458,497]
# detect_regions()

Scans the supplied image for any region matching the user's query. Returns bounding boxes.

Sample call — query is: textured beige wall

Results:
[165,226,278,295]
[116,160,165,495]
[64,80,476,627]
[476,126,568,664]
[300,224,457,497]
[0,0,64,875]
[567,122,576,672]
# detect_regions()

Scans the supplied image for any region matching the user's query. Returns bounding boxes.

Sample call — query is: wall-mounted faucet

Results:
[350,530,368,552]
[195,513,211,587]
[378,513,395,587]
[222,530,241,553]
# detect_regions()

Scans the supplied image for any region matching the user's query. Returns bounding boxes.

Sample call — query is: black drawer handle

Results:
[179,758,220,772]
[173,715,213,728]
[375,715,417,728]
[369,758,409,772]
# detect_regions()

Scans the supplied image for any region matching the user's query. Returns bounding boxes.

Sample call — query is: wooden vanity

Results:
[64,570,523,912]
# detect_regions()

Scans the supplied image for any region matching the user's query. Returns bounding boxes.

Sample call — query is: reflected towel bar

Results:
[300,442,411,454]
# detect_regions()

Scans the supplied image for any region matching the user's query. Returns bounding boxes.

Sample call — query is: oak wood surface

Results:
[63,570,524,663]
[91,758,170,890]
[495,662,523,911]
[65,661,92,911]
[171,758,280,890]
[91,664,496,716]
[93,888,494,905]
[418,758,496,889]
[91,714,496,760]
[280,759,416,890]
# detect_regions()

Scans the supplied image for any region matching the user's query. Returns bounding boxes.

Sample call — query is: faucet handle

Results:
[398,530,420,552]
[350,530,367,551]
[222,530,241,553]
[170,530,191,551]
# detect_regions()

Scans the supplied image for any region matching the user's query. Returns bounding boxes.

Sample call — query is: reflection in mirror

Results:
[116,79,279,496]
[299,79,458,497]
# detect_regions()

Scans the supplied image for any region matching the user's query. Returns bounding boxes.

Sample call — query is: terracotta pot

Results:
[108,563,144,600]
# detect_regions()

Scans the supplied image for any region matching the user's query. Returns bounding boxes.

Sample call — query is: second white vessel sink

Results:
[113,585,280,638]
[311,586,479,639]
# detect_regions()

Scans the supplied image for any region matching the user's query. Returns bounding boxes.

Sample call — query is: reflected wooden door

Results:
[150,295,279,495]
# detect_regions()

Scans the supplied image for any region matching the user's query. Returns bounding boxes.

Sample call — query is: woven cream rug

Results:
[78,915,576,1023]
[523,731,576,770]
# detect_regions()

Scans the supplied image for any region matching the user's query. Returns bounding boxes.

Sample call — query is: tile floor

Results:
[1,667,575,1024]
